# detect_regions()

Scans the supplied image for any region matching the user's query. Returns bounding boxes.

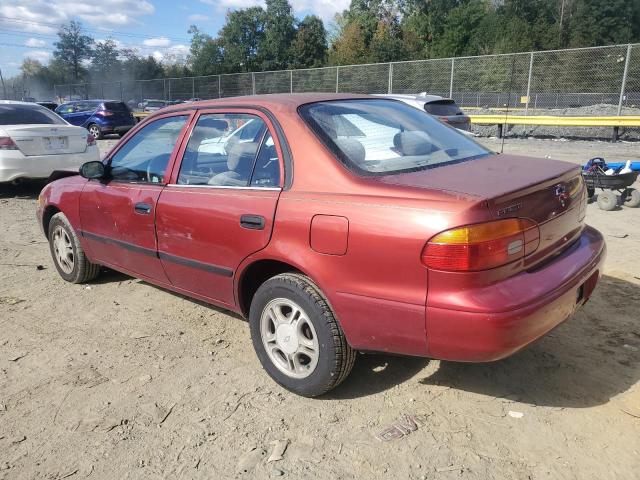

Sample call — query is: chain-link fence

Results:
[53,43,640,116]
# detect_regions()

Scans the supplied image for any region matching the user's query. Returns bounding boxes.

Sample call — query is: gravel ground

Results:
[0,138,638,479]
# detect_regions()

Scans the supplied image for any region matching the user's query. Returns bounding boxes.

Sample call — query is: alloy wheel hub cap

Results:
[276,324,299,354]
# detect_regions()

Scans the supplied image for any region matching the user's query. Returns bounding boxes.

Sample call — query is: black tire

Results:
[596,190,618,211]
[48,212,101,283]
[87,123,102,140]
[624,188,640,208]
[249,273,355,397]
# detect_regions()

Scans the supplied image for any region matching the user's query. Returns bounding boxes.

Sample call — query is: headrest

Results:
[393,131,432,156]
[227,142,258,171]
[191,118,227,142]
[334,137,365,165]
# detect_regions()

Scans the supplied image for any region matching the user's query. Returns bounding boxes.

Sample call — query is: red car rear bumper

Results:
[425,225,606,362]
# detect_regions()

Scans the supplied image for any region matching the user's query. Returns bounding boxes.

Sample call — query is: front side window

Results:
[177,113,280,187]
[299,99,490,175]
[0,104,66,125]
[109,115,188,183]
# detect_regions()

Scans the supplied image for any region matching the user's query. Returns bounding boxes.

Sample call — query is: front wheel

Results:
[48,213,101,283]
[249,273,355,397]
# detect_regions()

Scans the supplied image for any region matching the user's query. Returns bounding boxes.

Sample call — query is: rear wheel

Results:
[597,190,618,211]
[48,213,101,283]
[624,188,640,208]
[249,273,355,397]
[87,123,102,140]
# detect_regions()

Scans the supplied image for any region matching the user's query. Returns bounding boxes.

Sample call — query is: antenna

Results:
[501,55,517,154]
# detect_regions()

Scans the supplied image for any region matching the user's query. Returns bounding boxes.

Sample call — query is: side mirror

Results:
[80,161,106,180]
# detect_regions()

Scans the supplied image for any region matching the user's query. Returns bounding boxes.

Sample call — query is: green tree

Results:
[261,0,296,70]
[289,15,328,68]
[188,26,223,76]
[217,7,267,72]
[53,21,94,81]
[90,39,121,80]
[569,0,637,47]
[328,22,368,65]
[369,21,405,62]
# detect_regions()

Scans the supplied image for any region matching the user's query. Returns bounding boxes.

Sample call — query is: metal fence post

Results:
[252,72,256,95]
[449,58,455,98]
[290,70,293,93]
[388,63,393,94]
[618,44,632,115]
[218,75,221,98]
[336,66,340,93]
[163,79,166,101]
[192,77,195,99]
[525,52,534,116]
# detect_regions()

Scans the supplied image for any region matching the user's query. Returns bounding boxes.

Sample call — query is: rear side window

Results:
[0,104,66,125]
[103,102,129,112]
[299,99,488,175]
[424,100,462,116]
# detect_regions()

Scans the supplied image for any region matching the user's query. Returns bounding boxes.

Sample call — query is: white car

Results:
[0,101,99,183]
[374,93,473,134]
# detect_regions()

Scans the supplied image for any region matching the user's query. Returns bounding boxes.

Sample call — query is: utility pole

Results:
[0,68,6,99]
[558,0,566,44]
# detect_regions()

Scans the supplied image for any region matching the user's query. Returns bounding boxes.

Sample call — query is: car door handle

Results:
[240,214,265,230]
[134,202,152,215]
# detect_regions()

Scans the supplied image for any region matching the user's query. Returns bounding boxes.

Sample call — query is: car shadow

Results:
[417,275,640,408]
[89,266,639,406]
[0,179,46,199]
[325,353,431,400]
[90,267,245,320]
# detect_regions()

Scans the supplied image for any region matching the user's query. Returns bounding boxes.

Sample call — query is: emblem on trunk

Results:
[497,202,523,216]
[554,184,569,207]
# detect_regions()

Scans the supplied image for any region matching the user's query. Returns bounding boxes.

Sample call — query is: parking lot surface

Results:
[0,138,638,479]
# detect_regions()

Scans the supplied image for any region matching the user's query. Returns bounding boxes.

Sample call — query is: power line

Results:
[0,15,191,43]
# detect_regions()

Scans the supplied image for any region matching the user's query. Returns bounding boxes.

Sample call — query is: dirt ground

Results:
[1,137,639,480]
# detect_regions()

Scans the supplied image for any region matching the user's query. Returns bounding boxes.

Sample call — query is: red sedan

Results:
[37,94,605,397]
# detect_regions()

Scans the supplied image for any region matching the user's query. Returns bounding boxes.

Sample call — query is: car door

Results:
[155,110,283,307]
[79,113,192,282]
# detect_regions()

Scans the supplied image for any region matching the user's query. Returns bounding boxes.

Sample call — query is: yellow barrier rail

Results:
[469,114,640,127]
[468,114,640,141]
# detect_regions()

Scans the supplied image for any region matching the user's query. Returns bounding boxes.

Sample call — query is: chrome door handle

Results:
[134,202,152,215]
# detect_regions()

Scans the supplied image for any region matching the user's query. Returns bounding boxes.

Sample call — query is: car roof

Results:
[156,93,373,117]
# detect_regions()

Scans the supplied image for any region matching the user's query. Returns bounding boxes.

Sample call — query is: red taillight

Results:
[439,117,449,123]
[87,134,96,146]
[0,137,18,150]
[421,218,540,271]
[96,110,114,117]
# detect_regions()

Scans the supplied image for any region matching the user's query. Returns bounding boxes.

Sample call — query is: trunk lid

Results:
[2,124,89,156]
[378,154,586,267]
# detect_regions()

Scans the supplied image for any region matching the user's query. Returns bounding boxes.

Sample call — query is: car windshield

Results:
[299,99,489,175]
[147,101,165,107]
[424,100,463,116]
[0,103,66,125]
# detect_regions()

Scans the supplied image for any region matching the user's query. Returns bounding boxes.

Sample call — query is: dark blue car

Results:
[55,100,136,139]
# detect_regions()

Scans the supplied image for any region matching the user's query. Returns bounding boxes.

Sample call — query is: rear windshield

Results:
[147,101,165,107]
[103,102,130,112]
[0,103,66,125]
[424,100,462,116]
[299,99,488,175]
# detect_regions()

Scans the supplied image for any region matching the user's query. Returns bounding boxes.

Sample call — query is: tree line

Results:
[10,0,640,94]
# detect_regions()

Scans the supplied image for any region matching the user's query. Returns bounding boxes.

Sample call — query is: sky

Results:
[0,0,350,78]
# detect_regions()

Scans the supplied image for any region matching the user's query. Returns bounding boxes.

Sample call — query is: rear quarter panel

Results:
[242,189,490,356]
